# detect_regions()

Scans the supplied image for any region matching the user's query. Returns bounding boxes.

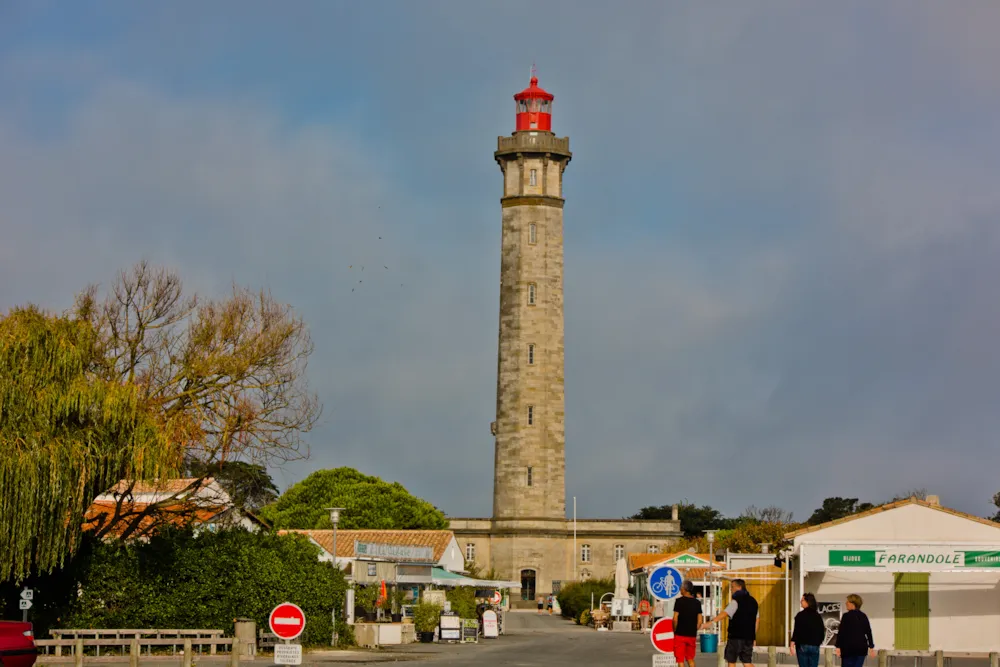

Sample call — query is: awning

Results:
[430,567,519,589]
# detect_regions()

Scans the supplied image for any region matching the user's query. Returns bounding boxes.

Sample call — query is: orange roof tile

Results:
[83,499,228,537]
[282,529,455,562]
[628,551,715,572]
[104,478,213,496]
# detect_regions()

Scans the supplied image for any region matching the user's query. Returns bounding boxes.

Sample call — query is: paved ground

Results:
[35,614,994,667]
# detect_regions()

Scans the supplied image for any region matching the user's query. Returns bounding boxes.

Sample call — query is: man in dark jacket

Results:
[702,579,759,667]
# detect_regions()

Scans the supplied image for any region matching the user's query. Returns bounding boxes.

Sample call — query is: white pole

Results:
[573,496,578,581]
[784,551,790,648]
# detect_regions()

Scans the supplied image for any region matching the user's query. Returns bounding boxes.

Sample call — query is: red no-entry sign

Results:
[650,617,675,654]
[269,602,306,641]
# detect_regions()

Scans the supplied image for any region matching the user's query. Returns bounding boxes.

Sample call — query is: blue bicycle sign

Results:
[648,565,683,601]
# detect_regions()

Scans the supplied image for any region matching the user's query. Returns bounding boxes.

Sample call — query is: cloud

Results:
[2,2,1000,523]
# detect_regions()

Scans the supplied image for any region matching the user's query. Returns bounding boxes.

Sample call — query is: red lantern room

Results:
[514,75,554,132]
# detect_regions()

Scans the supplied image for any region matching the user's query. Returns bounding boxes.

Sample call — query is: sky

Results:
[2,1,999,522]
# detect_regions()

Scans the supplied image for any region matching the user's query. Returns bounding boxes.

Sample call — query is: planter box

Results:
[352,623,414,648]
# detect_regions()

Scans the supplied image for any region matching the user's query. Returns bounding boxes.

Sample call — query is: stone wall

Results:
[451,517,682,599]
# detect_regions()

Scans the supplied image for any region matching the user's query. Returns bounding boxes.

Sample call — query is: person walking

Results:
[537,595,544,613]
[791,593,825,667]
[701,578,759,667]
[638,597,652,632]
[835,594,875,667]
[672,580,703,667]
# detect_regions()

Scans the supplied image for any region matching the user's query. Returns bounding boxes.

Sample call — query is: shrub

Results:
[445,586,477,619]
[556,578,615,622]
[413,602,442,633]
[578,609,591,626]
[7,528,350,646]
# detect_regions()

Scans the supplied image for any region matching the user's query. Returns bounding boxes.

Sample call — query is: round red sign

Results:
[650,617,674,654]
[269,602,306,641]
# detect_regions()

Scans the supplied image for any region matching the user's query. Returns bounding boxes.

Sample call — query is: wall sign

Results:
[803,545,1000,572]
[354,541,435,562]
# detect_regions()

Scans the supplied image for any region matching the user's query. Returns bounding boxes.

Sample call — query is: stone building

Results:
[449,74,682,605]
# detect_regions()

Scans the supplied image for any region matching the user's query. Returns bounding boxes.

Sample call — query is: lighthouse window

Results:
[529,169,537,186]
[528,223,537,244]
[527,283,536,305]
[528,344,535,365]
[526,467,533,486]
[527,405,534,425]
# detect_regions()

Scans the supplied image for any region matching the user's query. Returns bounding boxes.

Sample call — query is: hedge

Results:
[1,528,350,646]
[556,578,615,623]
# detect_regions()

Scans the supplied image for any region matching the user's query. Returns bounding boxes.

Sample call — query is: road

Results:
[311,612,705,666]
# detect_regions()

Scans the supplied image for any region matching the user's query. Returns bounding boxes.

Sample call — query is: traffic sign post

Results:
[269,602,305,665]
[20,588,33,622]
[650,617,677,666]
[647,565,683,601]
[490,590,502,606]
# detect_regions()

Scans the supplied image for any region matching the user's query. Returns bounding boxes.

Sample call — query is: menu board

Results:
[439,613,461,641]
[462,619,479,643]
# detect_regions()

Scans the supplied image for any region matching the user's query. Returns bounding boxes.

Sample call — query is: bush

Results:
[578,609,591,626]
[445,587,477,619]
[556,578,615,622]
[6,528,350,646]
[413,602,442,633]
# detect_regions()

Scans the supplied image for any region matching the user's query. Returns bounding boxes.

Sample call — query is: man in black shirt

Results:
[703,579,760,667]
[672,580,703,667]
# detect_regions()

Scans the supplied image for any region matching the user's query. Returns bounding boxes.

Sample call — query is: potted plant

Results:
[413,602,442,643]
[355,584,379,622]
[390,587,407,623]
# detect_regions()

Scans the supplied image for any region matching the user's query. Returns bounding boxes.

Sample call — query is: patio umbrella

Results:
[614,557,629,599]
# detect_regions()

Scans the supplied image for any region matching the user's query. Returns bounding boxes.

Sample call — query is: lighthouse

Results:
[449,74,680,606]
[491,74,572,522]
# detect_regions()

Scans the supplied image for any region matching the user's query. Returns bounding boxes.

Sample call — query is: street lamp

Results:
[326,508,346,568]
[326,507,345,647]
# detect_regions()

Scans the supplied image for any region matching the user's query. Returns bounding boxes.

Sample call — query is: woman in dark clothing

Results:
[791,593,825,667]
[835,594,875,667]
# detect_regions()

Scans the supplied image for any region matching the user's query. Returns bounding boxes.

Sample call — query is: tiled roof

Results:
[83,500,228,537]
[784,497,1000,539]
[628,551,714,572]
[103,478,214,496]
[283,529,455,562]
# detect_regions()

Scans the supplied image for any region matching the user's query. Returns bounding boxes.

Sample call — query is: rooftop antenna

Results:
[531,62,537,80]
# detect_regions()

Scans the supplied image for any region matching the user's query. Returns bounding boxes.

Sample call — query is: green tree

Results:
[631,502,736,537]
[991,492,1000,523]
[806,497,876,525]
[187,460,279,511]
[0,306,176,582]
[259,467,448,530]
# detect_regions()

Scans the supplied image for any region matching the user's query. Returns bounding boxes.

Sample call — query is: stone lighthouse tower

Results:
[491,75,572,521]
[449,74,679,605]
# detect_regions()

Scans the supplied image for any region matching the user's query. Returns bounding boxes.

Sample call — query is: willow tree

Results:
[0,306,177,582]
[73,261,320,539]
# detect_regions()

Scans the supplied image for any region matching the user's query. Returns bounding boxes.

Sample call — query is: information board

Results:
[462,619,479,643]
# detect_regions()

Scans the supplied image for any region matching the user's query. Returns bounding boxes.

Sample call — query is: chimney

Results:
[761,543,771,554]
[671,504,679,521]
[925,495,940,506]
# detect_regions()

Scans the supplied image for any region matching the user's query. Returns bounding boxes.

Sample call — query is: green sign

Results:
[828,549,1000,570]
[665,554,708,565]
[961,551,1000,568]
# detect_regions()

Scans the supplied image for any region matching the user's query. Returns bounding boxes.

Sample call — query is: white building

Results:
[787,496,1000,652]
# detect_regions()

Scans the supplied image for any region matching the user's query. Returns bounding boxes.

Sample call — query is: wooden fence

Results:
[34,630,247,666]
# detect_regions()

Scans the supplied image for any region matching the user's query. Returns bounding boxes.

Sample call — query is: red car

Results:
[0,621,37,667]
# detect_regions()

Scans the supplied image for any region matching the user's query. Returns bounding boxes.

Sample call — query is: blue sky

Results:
[3,1,1000,521]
